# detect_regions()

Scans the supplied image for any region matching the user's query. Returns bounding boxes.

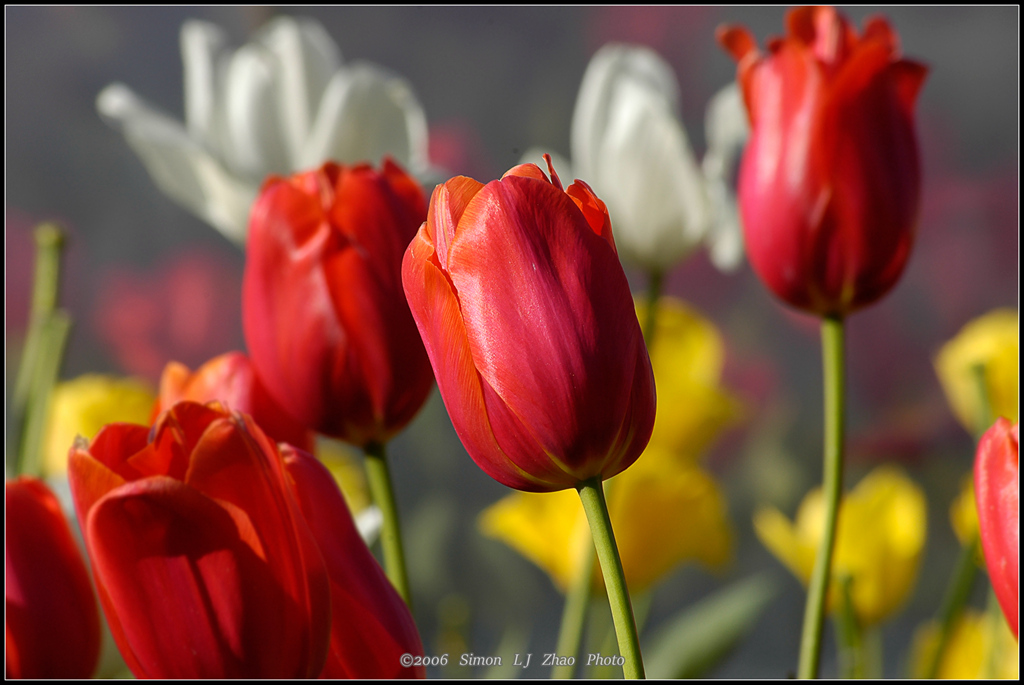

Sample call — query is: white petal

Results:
[571,44,679,185]
[180,20,227,151]
[97,84,256,244]
[220,44,290,180]
[255,16,341,169]
[355,505,384,545]
[702,82,749,271]
[301,62,428,172]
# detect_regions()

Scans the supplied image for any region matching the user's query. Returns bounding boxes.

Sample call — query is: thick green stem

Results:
[552,531,595,678]
[577,478,645,679]
[797,315,845,679]
[364,441,411,606]
[10,224,65,467]
[641,269,664,346]
[18,313,72,477]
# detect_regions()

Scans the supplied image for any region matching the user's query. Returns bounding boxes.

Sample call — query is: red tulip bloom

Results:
[68,401,424,678]
[402,158,656,492]
[974,418,1019,638]
[6,477,101,679]
[719,6,928,316]
[153,351,313,452]
[243,159,433,446]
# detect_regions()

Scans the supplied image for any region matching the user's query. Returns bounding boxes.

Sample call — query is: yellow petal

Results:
[755,465,927,626]
[315,438,372,514]
[636,296,742,460]
[935,309,1019,434]
[42,374,155,477]
[949,474,980,547]
[478,489,588,592]
[910,611,1019,679]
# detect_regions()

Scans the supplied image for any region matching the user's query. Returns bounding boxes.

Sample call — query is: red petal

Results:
[5,478,100,678]
[975,419,1019,638]
[281,447,426,679]
[87,476,324,678]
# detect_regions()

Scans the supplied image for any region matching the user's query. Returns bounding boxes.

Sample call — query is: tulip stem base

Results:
[797,315,845,679]
[364,441,411,607]
[577,477,645,679]
[553,527,595,678]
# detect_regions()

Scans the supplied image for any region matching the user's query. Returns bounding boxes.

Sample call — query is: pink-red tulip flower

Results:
[243,160,434,446]
[152,351,313,452]
[402,158,656,492]
[6,477,101,679]
[974,418,1019,638]
[68,401,424,678]
[719,6,928,316]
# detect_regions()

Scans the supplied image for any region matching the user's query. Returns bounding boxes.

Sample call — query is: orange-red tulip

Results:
[68,401,424,678]
[719,6,927,316]
[6,477,101,679]
[152,351,313,452]
[243,159,433,446]
[402,159,655,492]
[974,418,1019,638]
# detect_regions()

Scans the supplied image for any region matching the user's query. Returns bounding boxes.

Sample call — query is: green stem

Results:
[922,535,979,678]
[552,531,595,678]
[10,224,65,467]
[980,586,1004,679]
[969,363,995,439]
[835,575,864,678]
[797,315,845,679]
[18,312,72,477]
[577,477,645,679]
[641,269,664,346]
[363,441,411,606]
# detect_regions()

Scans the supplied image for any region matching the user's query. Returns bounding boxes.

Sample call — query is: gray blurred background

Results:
[6,6,1019,678]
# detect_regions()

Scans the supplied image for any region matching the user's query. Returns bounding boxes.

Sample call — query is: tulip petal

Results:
[449,175,648,479]
[255,16,340,168]
[282,446,426,678]
[975,419,1019,638]
[426,175,485,271]
[181,20,227,151]
[220,44,291,180]
[302,63,428,173]
[184,414,332,673]
[87,477,320,678]
[402,228,553,490]
[6,478,101,679]
[96,84,256,244]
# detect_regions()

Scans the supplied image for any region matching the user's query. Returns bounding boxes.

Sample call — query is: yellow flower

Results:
[910,610,1019,679]
[636,297,742,459]
[935,309,1019,434]
[479,447,732,592]
[754,465,926,627]
[479,297,736,592]
[315,438,372,514]
[950,475,979,546]
[42,374,155,477]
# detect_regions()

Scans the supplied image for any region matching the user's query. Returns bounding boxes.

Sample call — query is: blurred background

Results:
[6,6,1018,678]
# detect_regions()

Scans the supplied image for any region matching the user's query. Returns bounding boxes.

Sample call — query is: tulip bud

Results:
[243,159,434,447]
[6,477,101,679]
[402,158,656,491]
[974,418,1019,638]
[68,401,424,678]
[153,351,313,452]
[719,6,928,316]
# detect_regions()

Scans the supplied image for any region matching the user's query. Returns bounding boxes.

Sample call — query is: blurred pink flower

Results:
[92,248,244,380]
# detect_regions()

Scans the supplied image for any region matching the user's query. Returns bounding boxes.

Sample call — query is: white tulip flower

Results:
[97,16,432,245]
[568,44,748,273]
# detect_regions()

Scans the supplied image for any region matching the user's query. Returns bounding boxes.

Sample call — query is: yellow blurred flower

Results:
[315,438,372,514]
[755,465,926,627]
[950,475,979,546]
[935,309,1019,434]
[479,297,736,592]
[636,297,742,460]
[42,374,155,477]
[910,610,1019,679]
